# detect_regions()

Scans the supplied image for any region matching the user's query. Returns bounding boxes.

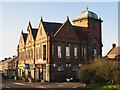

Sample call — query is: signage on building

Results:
[18,64,25,69]
[38,59,43,63]
[25,64,29,69]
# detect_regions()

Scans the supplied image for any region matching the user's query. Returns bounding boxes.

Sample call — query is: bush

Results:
[77,64,95,85]
[77,57,120,86]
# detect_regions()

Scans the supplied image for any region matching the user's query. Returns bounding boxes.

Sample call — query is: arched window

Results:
[28,50,30,59]
[31,49,33,59]
[22,51,24,60]
[93,48,97,57]
[27,50,30,60]
[74,46,78,59]
[39,46,42,59]
[58,45,61,58]
[81,45,87,59]
[43,45,46,60]
[36,48,39,59]
[66,45,70,58]
[52,44,54,56]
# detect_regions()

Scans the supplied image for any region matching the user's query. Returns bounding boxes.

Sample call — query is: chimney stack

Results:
[112,43,116,48]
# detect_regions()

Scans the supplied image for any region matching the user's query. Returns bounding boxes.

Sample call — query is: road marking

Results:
[13,82,26,86]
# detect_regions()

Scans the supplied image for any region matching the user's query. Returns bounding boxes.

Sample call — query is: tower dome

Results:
[76,7,98,19]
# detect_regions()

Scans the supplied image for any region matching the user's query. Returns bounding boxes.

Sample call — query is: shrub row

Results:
[77,58,120,86]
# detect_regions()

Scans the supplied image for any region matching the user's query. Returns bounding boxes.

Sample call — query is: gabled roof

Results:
[27,21,32,31]
[31,28,38,40]
[42,19,88,41]
[23,33,28,44]
[42,21,62,35]
[108,46,120,55]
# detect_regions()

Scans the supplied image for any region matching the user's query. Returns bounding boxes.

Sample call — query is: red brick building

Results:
[107,44,120,60]
[18,8,103,82]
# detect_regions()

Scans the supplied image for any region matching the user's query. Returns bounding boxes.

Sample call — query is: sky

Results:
[0,1,119,60]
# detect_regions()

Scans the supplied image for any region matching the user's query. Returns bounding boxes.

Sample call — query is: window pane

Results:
[58,46,61,58]
[31,49,33,59]
[74,47,77,58]
[81,46,83,57]
[28,50,30,59]
[93,48,97,57]
[84,47,87,54]
[66,46,70,57]
[81,45,87,59]
[36,48,38,59]
[39,47,42,59]
[52,45,54,56]
[84,47,87,59]
[43,45,46,60]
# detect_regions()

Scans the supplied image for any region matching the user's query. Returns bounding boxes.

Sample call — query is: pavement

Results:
[1,78,87,89]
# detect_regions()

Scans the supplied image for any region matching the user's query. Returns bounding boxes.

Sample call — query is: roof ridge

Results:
[43,21,63,24]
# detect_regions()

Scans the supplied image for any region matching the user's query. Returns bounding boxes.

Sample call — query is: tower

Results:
[73,7,103,60]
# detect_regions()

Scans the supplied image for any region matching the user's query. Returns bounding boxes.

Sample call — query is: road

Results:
[1,78,88,89]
